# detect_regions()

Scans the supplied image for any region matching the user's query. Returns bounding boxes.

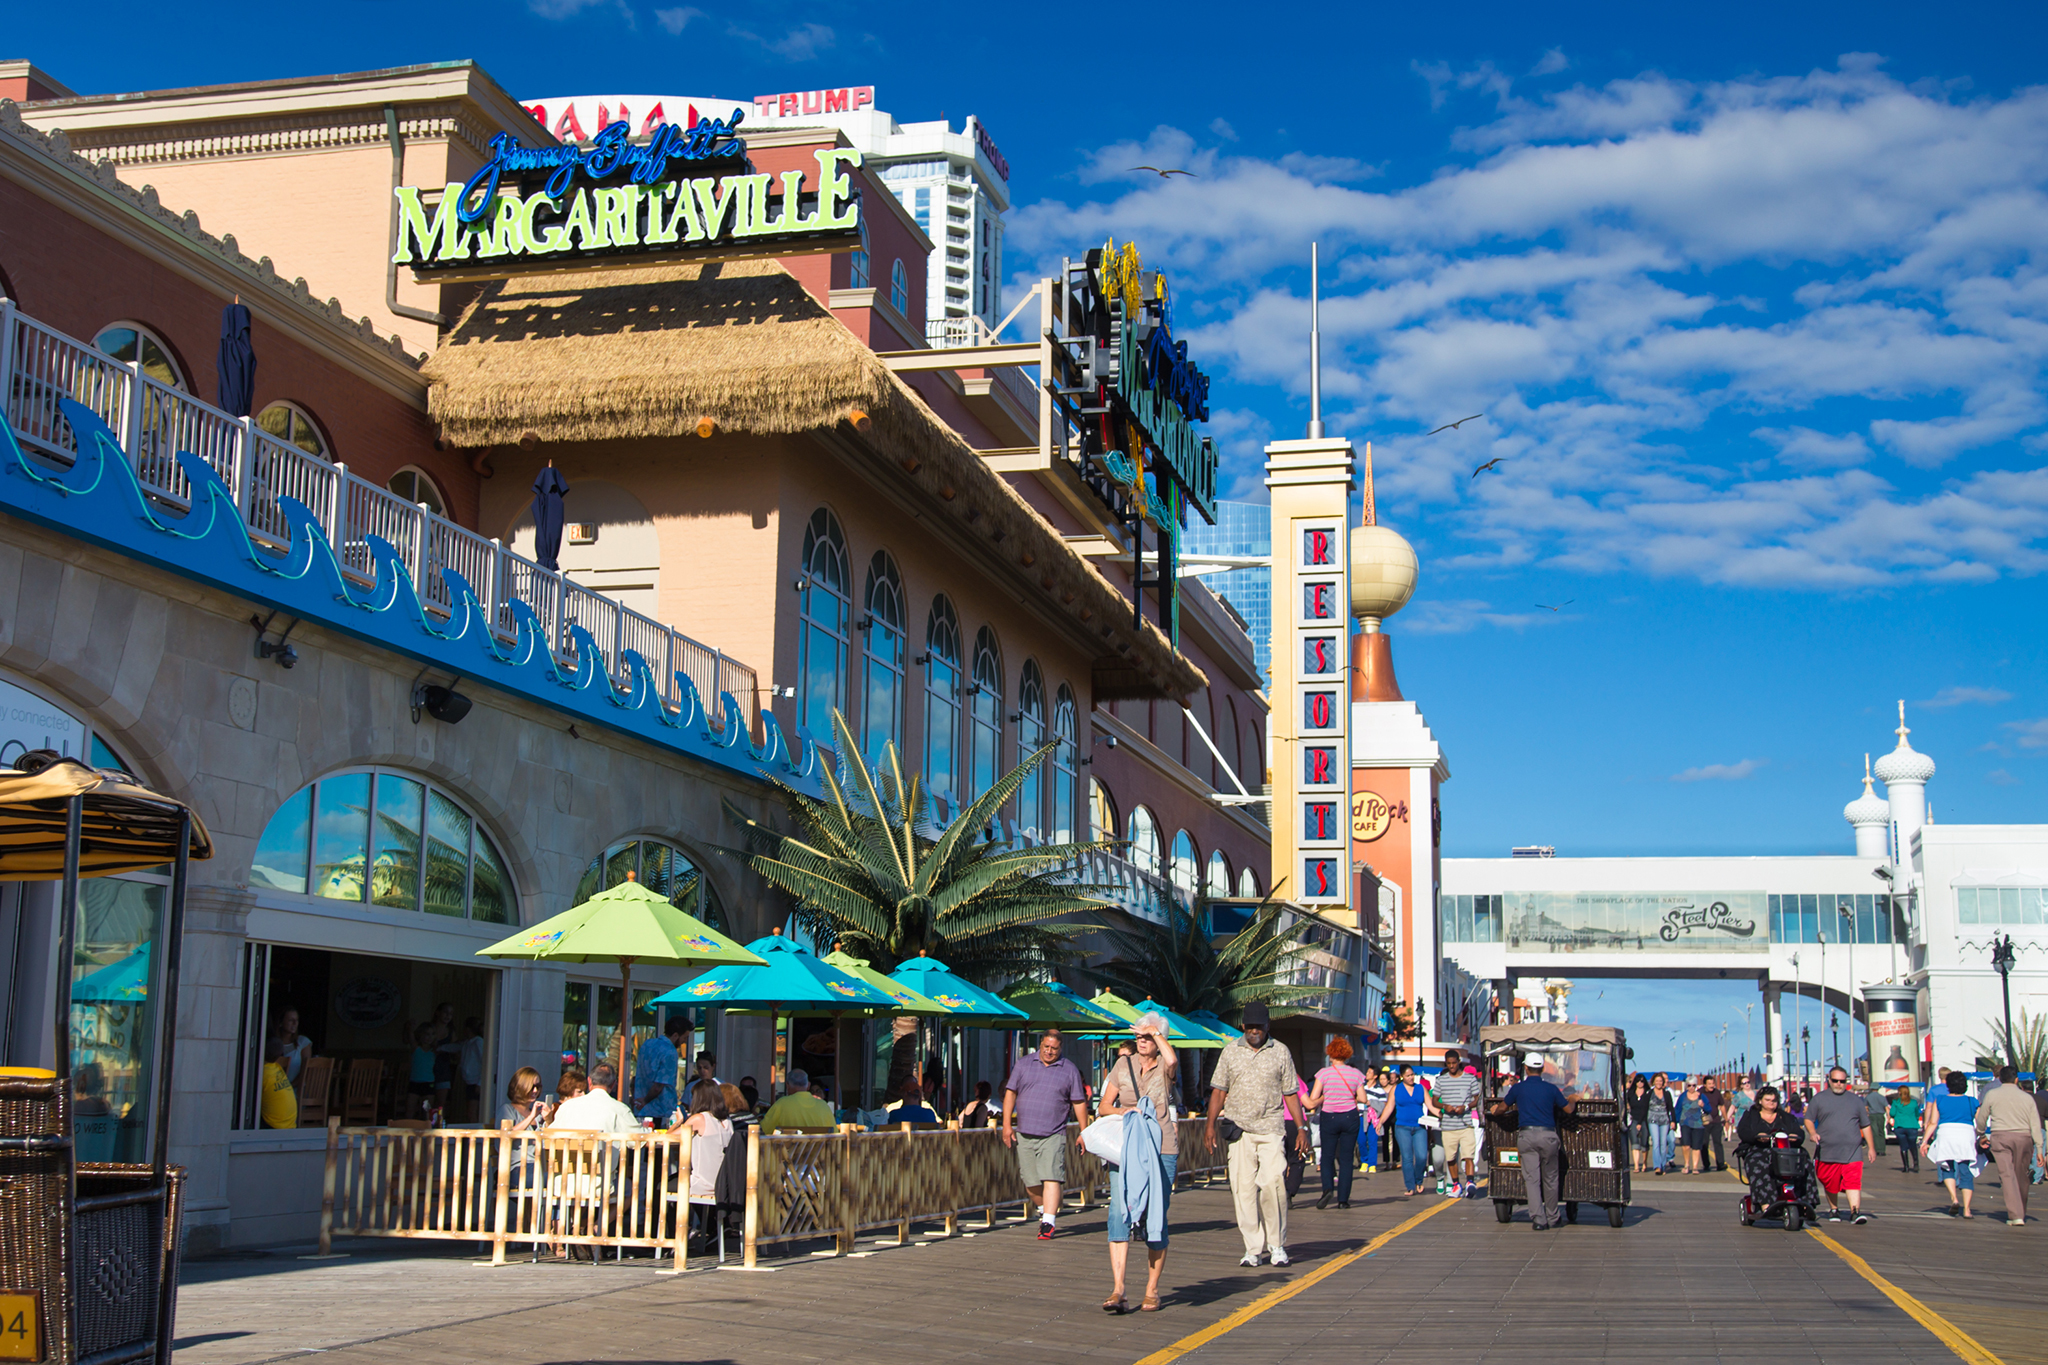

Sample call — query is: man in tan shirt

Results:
[1975,1066,2045,1226]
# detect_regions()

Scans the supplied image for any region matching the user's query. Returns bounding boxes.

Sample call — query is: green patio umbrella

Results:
[651,931,900,1088]
[1000,979,1127,1030]
[477,875,762,1102]
[889,956,1030,1024]
[1086,990,1231,1047]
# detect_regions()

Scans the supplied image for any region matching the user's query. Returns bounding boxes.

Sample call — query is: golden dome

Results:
[1350,524,1418,621]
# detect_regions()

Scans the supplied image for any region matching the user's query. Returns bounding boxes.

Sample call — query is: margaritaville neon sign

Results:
[394,111,864,282]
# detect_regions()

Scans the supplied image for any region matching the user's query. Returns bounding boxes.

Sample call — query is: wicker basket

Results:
[0,1076,185,1365]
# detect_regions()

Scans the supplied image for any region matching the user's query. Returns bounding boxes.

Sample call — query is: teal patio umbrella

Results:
[74,943,151,1002]
[888,956,1029,1024]
[652,931,900,1088]
[1000,979,1126,1030]
[1185,1009,1243,1041]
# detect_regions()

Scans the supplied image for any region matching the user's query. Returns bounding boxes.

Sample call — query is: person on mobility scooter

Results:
[1737,1084,1823,1230]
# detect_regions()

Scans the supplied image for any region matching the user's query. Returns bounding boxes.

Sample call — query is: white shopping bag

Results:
[1081,1112,1125,1165]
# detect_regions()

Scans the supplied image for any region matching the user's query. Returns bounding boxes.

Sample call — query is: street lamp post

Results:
[1829,1012,1841,1070]
[1783,1031,1792,1084]
[1800,1024,1811,1084]
[1874,865,1899,983]
[1991,934,2018,1068]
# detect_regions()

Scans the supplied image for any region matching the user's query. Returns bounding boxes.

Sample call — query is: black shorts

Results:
[1683,1126,1709,1150]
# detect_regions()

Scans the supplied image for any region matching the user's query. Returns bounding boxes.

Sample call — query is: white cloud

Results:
[1919,685,2014,709]
[1210,118,1239,142]
[2004,718,2048,751]
[729,20,835,60]
[1987,769,2020,786]
[1400,598,1556,634]
[654,6,702,33]
[528,0,629,18]
[1672,758,1768,782]
[1002,58,2048,590]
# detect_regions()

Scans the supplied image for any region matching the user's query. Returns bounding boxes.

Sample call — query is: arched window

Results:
[797,508,850,740]
[890,259,910,316]
[250,769,513,923]
[256,401,330,460]
[1126,806,1161,874]
[1170,830,1199,905]
[1206,850,1232,901]
[572,837,726,930]
[1088,779,1117,844]
[1050,684,1078,842]
[849,213,871,289]
[388,467,445,516]
[922,596,962,809]
[967,626,1002,802]
[860,551,905,767]
[95,323,184,389]
[1238,866,1261,899]
[1015,662,1045,838]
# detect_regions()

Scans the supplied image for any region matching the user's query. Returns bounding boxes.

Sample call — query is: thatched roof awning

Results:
[423,261,1205,701]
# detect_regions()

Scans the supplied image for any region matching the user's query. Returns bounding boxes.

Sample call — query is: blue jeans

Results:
[1650,1122,1675,1170]
[1106,1153,1176,1245]
[1319,1112,1360,1201]
[1396,1125,1428,1192]
[1361,1122,1380,1169]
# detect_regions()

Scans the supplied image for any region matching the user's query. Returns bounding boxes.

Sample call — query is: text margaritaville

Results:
[393,111,862,273]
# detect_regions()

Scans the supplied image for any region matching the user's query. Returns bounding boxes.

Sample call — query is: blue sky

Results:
[14,1,2044,1072]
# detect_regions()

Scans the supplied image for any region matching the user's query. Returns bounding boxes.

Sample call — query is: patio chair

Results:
[298,1057,334,1126]
[341,1059,383,1126]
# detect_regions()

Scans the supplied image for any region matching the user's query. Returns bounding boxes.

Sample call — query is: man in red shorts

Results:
[1804,1066,1875,1223]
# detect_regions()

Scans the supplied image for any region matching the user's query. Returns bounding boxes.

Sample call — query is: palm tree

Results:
[1088,892,1335,1023]
[723,710,1113,1094]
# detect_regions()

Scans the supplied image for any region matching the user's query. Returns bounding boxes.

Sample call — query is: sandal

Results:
[1140,1295,1162,1312]
[1102,1293,1127,1314]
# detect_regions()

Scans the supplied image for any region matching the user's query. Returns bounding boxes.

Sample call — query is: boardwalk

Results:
[171,1160,2039,1365]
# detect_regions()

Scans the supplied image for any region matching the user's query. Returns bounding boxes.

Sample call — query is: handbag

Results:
[1081,1111,1125,1165]
[1218,1117,1245,1143]
[1418,1111,1441,1130]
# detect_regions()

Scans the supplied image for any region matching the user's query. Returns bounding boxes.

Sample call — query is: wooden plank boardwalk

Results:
[171,1159,2042,1365]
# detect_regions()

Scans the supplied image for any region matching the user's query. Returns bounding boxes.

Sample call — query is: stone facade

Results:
[1,514,784,1249]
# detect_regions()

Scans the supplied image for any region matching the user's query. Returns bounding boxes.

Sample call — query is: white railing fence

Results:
[0,298,757,729]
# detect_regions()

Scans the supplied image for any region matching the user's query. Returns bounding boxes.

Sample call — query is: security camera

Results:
[274,644,297,669]
[1872,866,1894,883]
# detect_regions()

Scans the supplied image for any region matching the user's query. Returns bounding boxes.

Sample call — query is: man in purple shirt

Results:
[1003,1029,1090,1239]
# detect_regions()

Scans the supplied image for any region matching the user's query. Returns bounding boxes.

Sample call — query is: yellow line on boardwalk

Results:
[1806,1228,2004,1365]
[1132,1199,1457,1365]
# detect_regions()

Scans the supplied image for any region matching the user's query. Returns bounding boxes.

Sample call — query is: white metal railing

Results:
[924,318,1040,419]
[0,298,758,730]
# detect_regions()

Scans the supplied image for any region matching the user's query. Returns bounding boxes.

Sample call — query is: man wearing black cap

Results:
[1206,1003,1311,1266]
[1492,1053,1577,1230]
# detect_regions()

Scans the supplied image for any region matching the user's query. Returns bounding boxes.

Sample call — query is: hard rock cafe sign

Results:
[1352,791,1409,843]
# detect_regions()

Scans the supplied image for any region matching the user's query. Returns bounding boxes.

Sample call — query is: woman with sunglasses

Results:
[1677,1079,1710,1175]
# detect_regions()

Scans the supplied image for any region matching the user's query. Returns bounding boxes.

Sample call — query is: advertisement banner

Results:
[1504,891,1769,955]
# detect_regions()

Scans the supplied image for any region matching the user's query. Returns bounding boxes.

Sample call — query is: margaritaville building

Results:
[0,59,1311,1250]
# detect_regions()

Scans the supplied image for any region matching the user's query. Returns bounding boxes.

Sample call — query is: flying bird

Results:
[1131,166,1197,178]
[1471,457,1507,478]
[1427,414,1485,436]
[1536,600,1575,612]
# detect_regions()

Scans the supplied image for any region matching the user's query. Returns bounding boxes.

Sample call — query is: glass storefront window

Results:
[370,775,423,911]
[313,773,371,902]
[423,790,471,918]
[71,875,167,1163]
[573,838,724,928]
[562,981,590,1076]
[251,785,311,893]
[256,769,515,923]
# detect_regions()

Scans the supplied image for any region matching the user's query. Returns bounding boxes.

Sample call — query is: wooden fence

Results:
[315,1116,1224,1269]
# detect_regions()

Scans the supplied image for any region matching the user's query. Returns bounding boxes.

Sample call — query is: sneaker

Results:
[1269,1248,1290,1266]
[1239,1252,1262,1267]
[1466,1182,1481,1199]
[1316,1192,1334,1210]
[1853,1213,1869,1225]
[1037,1223,1055,1240]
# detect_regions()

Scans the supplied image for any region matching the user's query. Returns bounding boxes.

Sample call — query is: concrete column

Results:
[172,884,254,1255]
[1763,981,1782,1080]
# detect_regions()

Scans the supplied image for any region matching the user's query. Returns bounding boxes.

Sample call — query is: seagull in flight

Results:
[1131,166,1197,178]
[1471,456,1507,478]
[1427,414,1485,436]
[1535,600,1575,612]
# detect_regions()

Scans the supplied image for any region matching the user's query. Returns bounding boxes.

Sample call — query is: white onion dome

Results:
[1351,524,1419,620]
[1844,754,1889,827]
[1873,702,1936,785]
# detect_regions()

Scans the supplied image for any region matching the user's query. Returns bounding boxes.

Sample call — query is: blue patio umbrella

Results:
[217,302,255,418]
[651,931,899,1087]
[73,943,151,1002]
[889,957,1028,1024]
[531,464,570,571]
[999,979,1125,1030]
[1185,1009,1242,1040]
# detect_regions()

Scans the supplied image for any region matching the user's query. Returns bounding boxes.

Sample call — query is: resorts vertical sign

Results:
[394,111,865,283]
[1292,519,1350,905]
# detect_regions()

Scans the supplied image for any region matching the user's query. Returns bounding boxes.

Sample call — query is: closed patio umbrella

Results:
[217,302,255,418]
[531,464,569,571]
[477,875,761,1103]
